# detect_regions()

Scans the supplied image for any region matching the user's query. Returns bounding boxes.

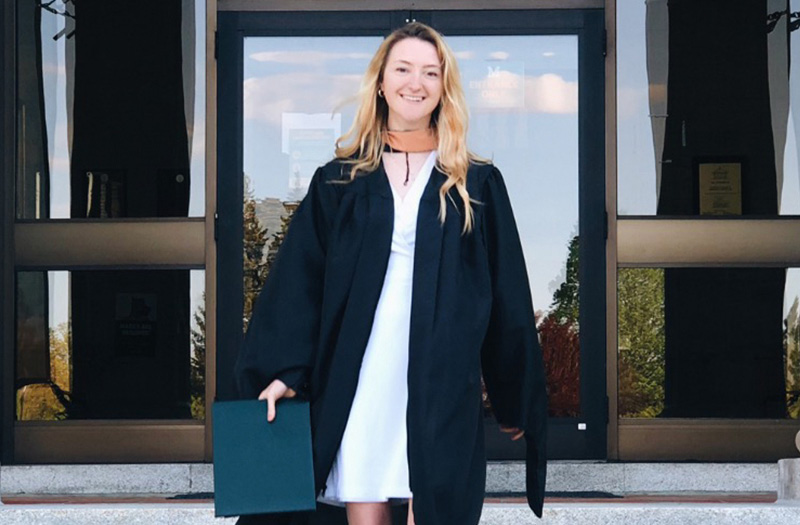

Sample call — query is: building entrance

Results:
[216,8,606,460]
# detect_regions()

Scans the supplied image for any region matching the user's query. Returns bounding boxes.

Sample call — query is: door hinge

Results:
[602,28,607,57]
[603,210,609,240]
[214,30,219,60]
[214,212,219,241]
[605,395,610,425]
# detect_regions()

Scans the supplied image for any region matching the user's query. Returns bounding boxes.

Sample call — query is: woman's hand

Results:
[499,425,525,441]
[258,379,297,422]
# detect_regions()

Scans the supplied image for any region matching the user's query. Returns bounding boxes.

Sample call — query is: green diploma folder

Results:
[212,399,316,517]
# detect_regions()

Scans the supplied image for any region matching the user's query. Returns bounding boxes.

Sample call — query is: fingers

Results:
[266,396,276,423]
[257,380,294,423]
[499,426,525,441]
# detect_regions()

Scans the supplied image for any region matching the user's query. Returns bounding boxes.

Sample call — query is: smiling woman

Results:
[235,22,547,525]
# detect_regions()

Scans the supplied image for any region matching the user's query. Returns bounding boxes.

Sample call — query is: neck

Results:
[383,128,438,153]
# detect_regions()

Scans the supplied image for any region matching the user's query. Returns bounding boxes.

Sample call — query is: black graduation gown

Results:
[234,158,548,525]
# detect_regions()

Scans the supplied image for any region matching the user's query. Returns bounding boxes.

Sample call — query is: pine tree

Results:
[190,294,206,420]
[537,234,581,417]
[550,234,580,328]
[242,175,270,332]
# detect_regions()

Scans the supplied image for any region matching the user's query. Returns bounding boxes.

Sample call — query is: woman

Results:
[235,22,547,525]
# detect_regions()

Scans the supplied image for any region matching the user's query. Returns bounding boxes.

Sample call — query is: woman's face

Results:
[381,38,443,131]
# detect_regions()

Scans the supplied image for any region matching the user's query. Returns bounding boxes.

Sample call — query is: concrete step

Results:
[2,462,794,523]
[0,461,780,495]
[2,501,800,524]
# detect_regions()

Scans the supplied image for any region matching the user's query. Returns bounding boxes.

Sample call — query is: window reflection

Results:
[242,37,381,325]
[15,0,205,220]
[617,1,800,216]
[15,270,206,421]
[618,267,800,419]
[448,36,580,418]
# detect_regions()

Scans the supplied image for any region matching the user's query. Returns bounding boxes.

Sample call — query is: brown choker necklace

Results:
[383,129,438,185]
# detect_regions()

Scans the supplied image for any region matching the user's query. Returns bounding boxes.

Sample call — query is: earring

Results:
[377,88,384,98]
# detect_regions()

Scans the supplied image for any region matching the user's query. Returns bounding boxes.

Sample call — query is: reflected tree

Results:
[540,234,580,417]
[190,295,206,420]
[16,322,71,420]
[618,268,665,417]
[243,175,271,332]
[785,297,800,419]
[482,234,582,418]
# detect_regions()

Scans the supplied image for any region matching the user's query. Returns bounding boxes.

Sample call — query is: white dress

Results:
[319,151,437,505]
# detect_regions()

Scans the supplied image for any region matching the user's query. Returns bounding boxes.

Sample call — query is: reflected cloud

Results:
[244,73,363,125]
[467,68,577,113]
[249,50,373,64]
[489,51,510,60]
[525,73,578,114]
[454,51,476,60]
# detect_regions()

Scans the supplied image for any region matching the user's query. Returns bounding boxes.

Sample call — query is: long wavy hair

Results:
[335,22,481,233]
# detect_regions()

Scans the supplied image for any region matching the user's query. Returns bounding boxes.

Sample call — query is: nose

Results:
[407,71,423,90]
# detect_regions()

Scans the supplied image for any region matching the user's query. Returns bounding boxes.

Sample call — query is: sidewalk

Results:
[2,494,800,524]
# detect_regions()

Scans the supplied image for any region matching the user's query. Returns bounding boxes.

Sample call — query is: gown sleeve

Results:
[480,166,548,518]
[234,167,338,400]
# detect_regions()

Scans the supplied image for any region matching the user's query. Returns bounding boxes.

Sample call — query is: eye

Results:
[396,66,408,73]
[426,70,440,78]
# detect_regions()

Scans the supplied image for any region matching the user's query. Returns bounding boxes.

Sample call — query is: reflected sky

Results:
[617,1,800,318]
[41,0,207,328]
[38,0,206,219]
[617,0,800,216]
[244,35,578,314]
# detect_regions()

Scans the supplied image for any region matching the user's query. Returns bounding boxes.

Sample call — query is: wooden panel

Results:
[15,422,205,463]
[619,419,800,461]
[618,219,800,266]
[15,220,205,268]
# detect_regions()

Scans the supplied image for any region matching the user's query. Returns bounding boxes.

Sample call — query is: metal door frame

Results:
[216,8,607,460]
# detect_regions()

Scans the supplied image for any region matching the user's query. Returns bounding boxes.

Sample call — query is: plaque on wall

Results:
[115,293,157,357]
[696,160,743,215]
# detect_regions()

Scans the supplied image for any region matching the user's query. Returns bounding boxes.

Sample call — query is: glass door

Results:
[217,8,606,460]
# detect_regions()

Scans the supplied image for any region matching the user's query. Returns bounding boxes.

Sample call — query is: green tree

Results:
[617,268,665,417]
[17,322,71,421]
[784,297,800,419]
[549,234,580,328]
[190,294,206,420]
[538,234,581,417]
[265,203,297,272]
[243,175,271,332]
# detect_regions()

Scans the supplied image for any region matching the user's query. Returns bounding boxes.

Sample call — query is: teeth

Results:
[402,95,423,102]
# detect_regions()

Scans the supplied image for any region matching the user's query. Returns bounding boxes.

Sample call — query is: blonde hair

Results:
[335,22,482,233]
